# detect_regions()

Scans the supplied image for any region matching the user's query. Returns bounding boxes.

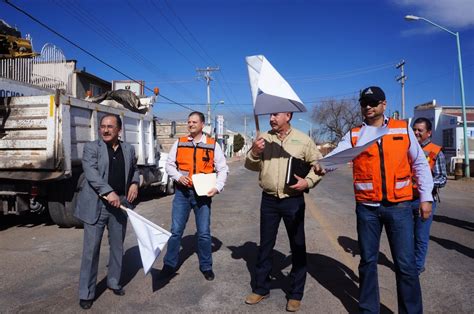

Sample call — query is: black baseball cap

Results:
[359,86,386,102]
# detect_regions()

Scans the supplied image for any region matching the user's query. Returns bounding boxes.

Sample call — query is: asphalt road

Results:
[0,159,473,313]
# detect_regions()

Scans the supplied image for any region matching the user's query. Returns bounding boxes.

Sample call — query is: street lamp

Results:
[299,118,313,139]
[209,100,224,136]
[405,14,470,177]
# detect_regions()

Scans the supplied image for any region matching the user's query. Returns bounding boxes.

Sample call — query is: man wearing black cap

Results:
[321,86,433,313]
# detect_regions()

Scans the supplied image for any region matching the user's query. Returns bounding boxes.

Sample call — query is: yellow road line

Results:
[305,195,358,270]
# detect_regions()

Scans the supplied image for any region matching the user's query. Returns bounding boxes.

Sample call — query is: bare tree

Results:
[311,97,362,144]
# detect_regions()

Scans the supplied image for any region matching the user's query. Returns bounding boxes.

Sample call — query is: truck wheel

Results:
[48,198,83,228]
[158,184,166,195]
[48,173,84,228]
[166,177,175,195]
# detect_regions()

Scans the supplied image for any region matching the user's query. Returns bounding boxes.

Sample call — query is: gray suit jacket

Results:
[74,139,140,225]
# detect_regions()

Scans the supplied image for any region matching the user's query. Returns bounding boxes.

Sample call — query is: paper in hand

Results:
[319,126,388,169]
[192,173,217,196]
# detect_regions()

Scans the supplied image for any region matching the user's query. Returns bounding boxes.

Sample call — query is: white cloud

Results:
[395,0,474,29]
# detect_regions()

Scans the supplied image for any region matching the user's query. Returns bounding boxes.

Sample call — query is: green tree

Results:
[233,133,245,153]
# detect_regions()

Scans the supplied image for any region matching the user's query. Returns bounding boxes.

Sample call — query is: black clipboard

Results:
[285,157,312,186]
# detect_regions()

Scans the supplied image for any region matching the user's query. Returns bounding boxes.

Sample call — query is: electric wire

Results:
[162,0,239,105]
[4,0,194,111]
[149,0,208,65]
[125,0,203,102]
[52,0,162,76]
[126,0,197,69]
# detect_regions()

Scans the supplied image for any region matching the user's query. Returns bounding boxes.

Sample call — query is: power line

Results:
[288,62,397,82]
[163,0,217,66]
[162,0,239,105]
[149,0,208,65]
[125,0,203,102]
[4,0,194,111]
[157,101,252,106]
[52,0,163,76]
[126,0,198,68]
[61,0,201,103]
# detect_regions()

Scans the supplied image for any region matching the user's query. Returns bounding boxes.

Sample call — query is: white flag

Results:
[125,208,171,275]
[246,55,306,115]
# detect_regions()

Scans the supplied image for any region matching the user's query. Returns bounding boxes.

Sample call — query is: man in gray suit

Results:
[74,114,139,310]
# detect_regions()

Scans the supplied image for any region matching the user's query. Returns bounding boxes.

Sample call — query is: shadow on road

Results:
[433,215,474,232]
[89,246,142,301]
[228,241,292,293]
[0,212,53,231]
[306,253,392,313]
[151,235,222,292]
[228,241,393,312]
[430,235,474,258]
[137,187,168,203]
[337,236,395,272]
[121,246,142,286]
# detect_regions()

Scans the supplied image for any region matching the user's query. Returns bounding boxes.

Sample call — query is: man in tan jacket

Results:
[244,112,322,312]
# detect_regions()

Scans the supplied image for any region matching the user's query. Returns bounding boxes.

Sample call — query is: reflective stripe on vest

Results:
[351,119,413,203]
[176,136,216,182]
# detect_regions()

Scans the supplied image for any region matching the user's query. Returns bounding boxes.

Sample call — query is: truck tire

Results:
[166,177,175,195]
[158,184,166,195]
[48,172,84,228]
[48,198,82,228]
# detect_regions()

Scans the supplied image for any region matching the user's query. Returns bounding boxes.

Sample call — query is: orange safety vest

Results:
[351,119,413,203]
[412,142,442,196]
[422,142,442,170]
[176,136,216,186]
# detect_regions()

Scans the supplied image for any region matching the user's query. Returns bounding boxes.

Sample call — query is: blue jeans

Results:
[356,202,422,314]
[412,199,437,274]
[163,186,212,272]
[254,192,306,300]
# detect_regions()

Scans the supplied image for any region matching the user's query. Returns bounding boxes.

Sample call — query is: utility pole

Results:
[196,67,220,129]
[396,60,407,119]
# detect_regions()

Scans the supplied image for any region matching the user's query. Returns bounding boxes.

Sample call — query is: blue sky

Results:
[2,0,473,135]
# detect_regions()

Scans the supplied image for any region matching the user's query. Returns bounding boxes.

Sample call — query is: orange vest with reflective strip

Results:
[412,142,442,195]
[422,142,442,170]
[176,136,215,186]
[351,119,413,203]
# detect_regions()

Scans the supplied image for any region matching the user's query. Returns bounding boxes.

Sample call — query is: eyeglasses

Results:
[360,100,382,108]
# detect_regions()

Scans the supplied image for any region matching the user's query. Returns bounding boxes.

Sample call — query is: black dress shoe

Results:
[79,299,93,310]
[202,270,215,281]
[109,287,125,296]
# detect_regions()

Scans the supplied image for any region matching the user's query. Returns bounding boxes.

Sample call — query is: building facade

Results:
[413,100,474,175]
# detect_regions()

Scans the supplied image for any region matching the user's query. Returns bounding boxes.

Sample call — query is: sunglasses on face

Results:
[360,100,382,108]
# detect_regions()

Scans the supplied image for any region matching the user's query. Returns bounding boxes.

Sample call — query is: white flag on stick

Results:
[124,208,171,275]
[246,55,307,115]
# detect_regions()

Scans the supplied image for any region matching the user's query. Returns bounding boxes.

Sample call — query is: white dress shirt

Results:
[165,134,229,192]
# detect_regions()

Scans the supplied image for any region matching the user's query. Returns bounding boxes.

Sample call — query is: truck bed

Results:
[0,93,157,181]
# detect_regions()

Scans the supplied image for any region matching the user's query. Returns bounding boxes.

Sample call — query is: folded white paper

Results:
[319,127,389,169]
[192,173,217,196]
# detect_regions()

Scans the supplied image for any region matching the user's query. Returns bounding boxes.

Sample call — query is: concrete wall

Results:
[155,121,188,153]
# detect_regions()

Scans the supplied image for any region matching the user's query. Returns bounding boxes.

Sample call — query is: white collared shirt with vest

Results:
[166,134,228,192]
[325,116,433,204]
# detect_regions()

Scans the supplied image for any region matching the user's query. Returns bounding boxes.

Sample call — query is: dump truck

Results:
[0,91,174,227]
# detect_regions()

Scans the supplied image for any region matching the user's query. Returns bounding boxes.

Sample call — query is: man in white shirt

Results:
[160,111,228,281]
